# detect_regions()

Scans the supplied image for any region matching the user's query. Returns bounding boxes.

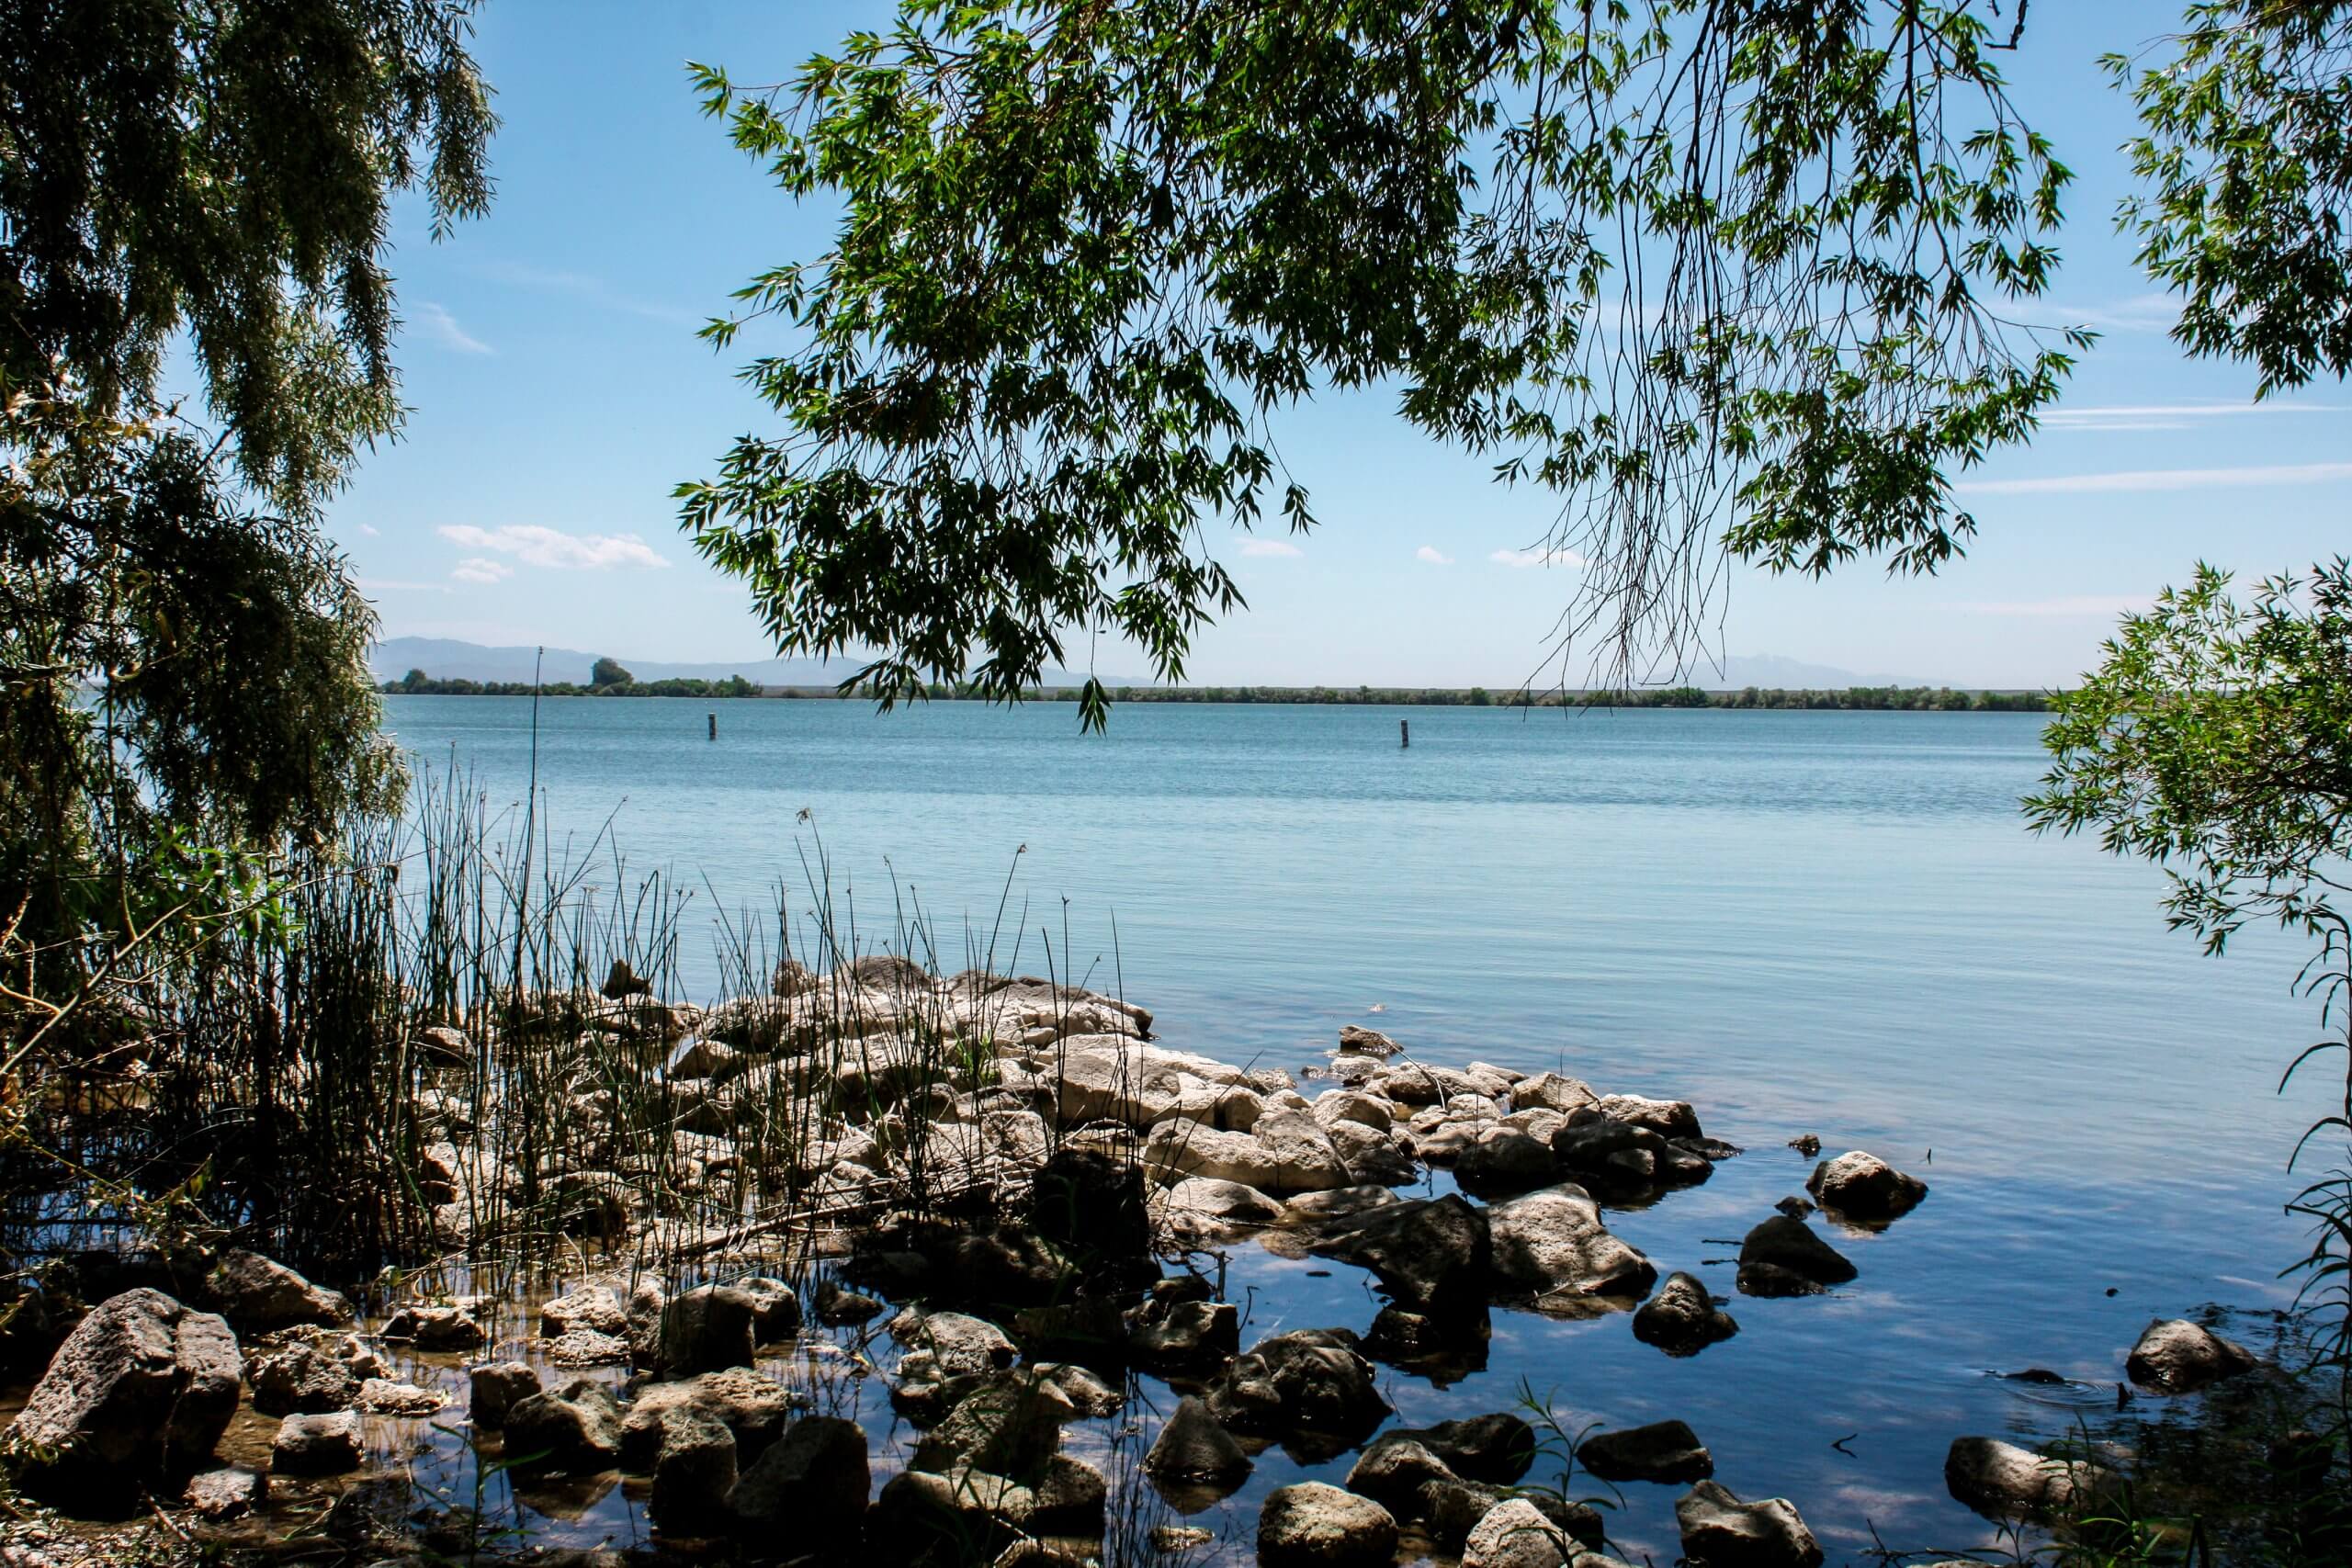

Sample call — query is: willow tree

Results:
[0,1,496,948]
[682,0,2084,725]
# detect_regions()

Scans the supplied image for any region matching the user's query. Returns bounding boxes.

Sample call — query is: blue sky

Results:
[323,2,2348,689]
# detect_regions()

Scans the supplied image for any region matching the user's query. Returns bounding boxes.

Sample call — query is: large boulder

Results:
[1944,1437,2116,1522]
[1206,1329,1389,1461]
[5,1288,242,1509]
[206,1250,352,1331]
[1259,1481,1399,1568]
[1313,1194,1491,1315]
[1674,1481,1823,1568]
[1633,1271,1739,1357]
[384,1298,490,1349]
[504,1376,624,1474]
[871,1465,1037,1562]
[1736,1216,1856,1296]
[1595,1093,1702,1140]
[1511,1073,1600,1115]
[728,1414,869,1545]
[2125,1318,2257,1393]
[271,1410,362,1477]
[1578,1419,1713,1483]
[1486,1186,1657,1309]
[1805,1152,1928,1224]
[1143,1395,1252,1487]
[659,1284,759,1374]
[1125,1293,1239,1365]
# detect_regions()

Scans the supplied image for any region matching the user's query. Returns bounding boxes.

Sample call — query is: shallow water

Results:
[360,695,2327,1562]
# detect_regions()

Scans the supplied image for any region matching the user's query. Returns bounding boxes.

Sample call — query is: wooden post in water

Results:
[1400,718,1410,749]
[707,712,718,741]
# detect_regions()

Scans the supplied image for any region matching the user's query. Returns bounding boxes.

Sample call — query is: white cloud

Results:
[357,523,381,537]
[356,577,452,594]
[1490,546,1589,569]
[474,261,699,328]
[1238,538,1304,558]
[2040,402,2347,434]
[415,301,492,355]
[449,558,514,585]
[437,523,669,570]
[1955,462,2352,496]
[1416,546,1454,565]
[1963,594,2150,619]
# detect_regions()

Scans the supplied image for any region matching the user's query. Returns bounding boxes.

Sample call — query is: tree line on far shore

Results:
[386,669,2049,712]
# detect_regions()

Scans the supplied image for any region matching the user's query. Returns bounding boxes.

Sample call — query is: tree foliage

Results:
[2111,1,2352,397]
[2028,562,2352,953]
[682,0,2083,726]
[1,1,494,952]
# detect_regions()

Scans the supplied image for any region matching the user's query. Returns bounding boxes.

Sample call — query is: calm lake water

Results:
[376,694,2325,1563]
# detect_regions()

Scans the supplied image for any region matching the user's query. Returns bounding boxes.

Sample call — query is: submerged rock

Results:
[541,1284,628,1338]
[184,1464,266,1521]
[5,1288,242,1510]
[1675,1481,1823,1568]
[659,1284,758,1374]
[1633,1272,1740,1357]
[1206,1328,1390,1460]
[622,1368,795,1470]
[384,1298,490,1349]
[1736,1216,1856,1295]
[728,1414,869,1543]
[1486,1185,1657,1308]
[1945,1436,2116,1522]
[468,1361,540,1428]
[207,1250,352,1331]
[1144,1395,1252,1487]
[272,1410,363,1476]
[1578,1419,1713,1483]
[812,1279,884,1325]
[888,1307,1018,1377]
[2125,1318,2257,1393]
[1314,1193,1491,1315]
[248,1340,360,1416]
[505,1377,624,1474]
[650,1405,738,1529]
[1461,1496,1575,1568]
[1259,1481,1399,1568]
[1806,1151,1928,1224]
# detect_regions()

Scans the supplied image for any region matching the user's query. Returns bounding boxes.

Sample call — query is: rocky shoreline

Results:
[0,968,2267,1565]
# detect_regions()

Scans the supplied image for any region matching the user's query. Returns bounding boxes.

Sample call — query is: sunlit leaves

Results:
[684,2,2079,716]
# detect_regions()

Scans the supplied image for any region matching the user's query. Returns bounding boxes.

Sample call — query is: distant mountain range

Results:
[369,637,1145,690]
[373,637,1959,693]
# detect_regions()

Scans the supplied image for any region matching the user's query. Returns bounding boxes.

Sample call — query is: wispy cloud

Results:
[356,577,453,594]
[1239,538,1304,558]
[415,301,492,355]
[1963,594,2150,619]
[2008,292,2180,334]
[1416,546,1454,565]
[1491,546,1589,569]
[450,558,514,585]
[438,523,669,570]
[357,523,381,537]
[2039,401,2348,434]
[1956,462,2352,496]
[473,260,699,328]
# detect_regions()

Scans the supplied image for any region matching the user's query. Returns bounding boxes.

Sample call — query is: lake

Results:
[378,694,2324,1562]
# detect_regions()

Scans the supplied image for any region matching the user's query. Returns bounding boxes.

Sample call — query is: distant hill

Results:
[370,637,1142,690]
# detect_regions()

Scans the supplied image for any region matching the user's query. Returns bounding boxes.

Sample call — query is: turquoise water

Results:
[379,694,2324,1562]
